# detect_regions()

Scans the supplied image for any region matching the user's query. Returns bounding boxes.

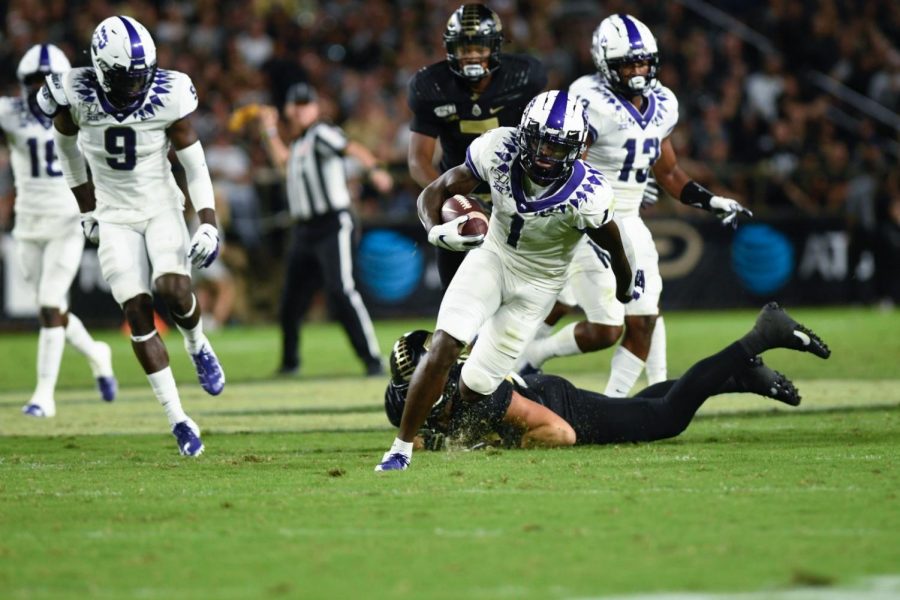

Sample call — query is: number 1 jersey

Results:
[50,66,198,224]
[570,74,679,218]
[465,126,614,289]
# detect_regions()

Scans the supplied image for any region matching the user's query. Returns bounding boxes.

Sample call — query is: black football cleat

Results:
[736,356,801,406]
[750,302,831,359]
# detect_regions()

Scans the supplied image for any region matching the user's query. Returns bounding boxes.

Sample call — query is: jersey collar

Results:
[97,89,147,123]
[613,90,657,130]
[511,160,586,213]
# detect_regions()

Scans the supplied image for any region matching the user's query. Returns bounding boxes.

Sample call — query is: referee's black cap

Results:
[285,82,318,105]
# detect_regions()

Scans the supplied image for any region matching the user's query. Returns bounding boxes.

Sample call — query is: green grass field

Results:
[1,307,898,599]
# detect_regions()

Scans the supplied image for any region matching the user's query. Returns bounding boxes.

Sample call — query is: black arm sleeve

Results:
[679,180,714,211]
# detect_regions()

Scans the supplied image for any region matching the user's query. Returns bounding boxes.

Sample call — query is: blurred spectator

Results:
[205,130,263,252]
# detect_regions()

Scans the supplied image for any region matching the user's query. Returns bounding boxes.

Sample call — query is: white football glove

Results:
[80,211,99,245]
[188,223,220,268]
[709,196,753,229]
[640,176,660,210]
[427,215,484,252]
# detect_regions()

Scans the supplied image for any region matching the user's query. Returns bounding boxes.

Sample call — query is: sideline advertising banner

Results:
[0,217,884,326]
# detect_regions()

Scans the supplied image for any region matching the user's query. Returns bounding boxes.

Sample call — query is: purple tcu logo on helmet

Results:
[95,26,109,50]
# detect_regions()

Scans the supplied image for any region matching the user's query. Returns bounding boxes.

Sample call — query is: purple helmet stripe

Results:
[546,91,569,130]
[38,44,51,71]
[117,16,146,64]
[618,14,644,50]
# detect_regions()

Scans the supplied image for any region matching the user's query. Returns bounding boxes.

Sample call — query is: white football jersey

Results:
[53,66,198,224]
[570,74,679,218]
[0,96,77,220]
[465,126,614,288]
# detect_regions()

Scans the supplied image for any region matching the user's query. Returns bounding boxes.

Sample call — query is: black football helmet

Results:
[443,4,503,82]
[384,330,467,429]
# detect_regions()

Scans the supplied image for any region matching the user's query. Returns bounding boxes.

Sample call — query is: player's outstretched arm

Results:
[586,220,635,304]
[168,117,219,268]
[652,137,752,228]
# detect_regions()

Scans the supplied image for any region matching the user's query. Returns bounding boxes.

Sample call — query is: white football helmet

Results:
[592,14,659,96]
[17,44,71,84]
[517,90,588,185]
[90,15,158,109]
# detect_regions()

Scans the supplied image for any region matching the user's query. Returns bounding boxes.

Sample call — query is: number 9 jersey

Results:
[42,66,198,224]
[569,74,679,218]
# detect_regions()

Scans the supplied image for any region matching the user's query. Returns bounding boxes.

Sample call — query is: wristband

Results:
[679,180,714,211]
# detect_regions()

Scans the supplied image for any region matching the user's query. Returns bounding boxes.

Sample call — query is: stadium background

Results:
[0,0,898,327]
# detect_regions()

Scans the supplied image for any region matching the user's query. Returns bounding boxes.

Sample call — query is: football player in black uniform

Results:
[383,303,831,450]
[407,3,547,287]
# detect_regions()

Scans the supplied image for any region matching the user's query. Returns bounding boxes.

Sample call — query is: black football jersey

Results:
[444,373,607,447]
[408,53,547,173]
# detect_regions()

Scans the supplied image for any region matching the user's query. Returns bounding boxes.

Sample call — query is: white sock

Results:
[65,313,97,357]
[525,322,582,368]
[147,367,188,426]
[177,322,208,355]
[645,316,668,385]
[604,346,645,397]
[390,437,413,457]
[33,326,66,403]
[173,294,207,354]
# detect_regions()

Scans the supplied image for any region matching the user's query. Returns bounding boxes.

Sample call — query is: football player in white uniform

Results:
[517,14,752,396]
[37,16,225,456]
[376,90,639,471]
[1,44,117,418]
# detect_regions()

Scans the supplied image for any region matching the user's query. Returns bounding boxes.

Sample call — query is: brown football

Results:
[441,194,489,237]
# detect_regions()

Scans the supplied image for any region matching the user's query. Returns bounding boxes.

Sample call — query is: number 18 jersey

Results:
[47,66,198,224]
[0,96,76,236]
[570,74,679,218]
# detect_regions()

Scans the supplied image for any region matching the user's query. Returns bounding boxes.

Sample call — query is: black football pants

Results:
[279,212,381,371]
[572,342,754,444]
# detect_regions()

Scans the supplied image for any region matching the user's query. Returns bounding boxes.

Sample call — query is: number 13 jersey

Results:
[48,66,198,224]
[570,74,679,218]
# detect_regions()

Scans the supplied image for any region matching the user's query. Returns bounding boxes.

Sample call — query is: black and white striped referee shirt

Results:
[286,122,351,220]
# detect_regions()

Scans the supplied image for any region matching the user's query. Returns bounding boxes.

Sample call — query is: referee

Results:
[259,83,392,376]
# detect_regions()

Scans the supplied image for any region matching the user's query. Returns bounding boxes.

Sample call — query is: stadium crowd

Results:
[1,0,898,321]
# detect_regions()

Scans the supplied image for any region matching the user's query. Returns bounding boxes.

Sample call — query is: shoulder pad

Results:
[408,64,451,103]
[498,54,546,86]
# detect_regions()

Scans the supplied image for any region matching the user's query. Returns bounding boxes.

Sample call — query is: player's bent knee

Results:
[625,315,657,341]
[38,306,64,328]
[122,294,156,335]
[581,323,623,351]
[154,274,192,309]
[459,364,498,397]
